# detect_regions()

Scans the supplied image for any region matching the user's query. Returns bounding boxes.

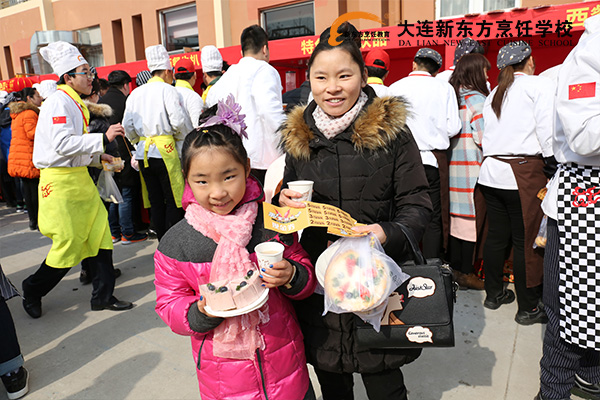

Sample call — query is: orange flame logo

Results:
[328,12,383,47]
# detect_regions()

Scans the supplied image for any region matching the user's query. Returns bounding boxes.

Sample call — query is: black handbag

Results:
[355,224,457,350]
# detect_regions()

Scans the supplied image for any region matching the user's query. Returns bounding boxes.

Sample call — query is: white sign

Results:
[406,326,433,344]
[407,277,436,298]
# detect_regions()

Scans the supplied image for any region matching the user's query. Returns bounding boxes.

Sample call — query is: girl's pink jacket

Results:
[154,186,316,400]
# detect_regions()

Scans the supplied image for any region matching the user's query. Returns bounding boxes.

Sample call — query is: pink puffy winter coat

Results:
[154,181,316,400]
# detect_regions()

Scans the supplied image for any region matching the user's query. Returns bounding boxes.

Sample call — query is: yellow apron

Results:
[138,135,184,208]
[38,167,113,268]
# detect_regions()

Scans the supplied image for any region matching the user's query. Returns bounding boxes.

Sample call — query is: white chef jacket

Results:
[479,73,555,190]
[436,65,455,83]
[542,17,600,219]
[33,89,104,169]
[122,79,193,160]
[205,56,285,170]
[175,80,204,129]
[389,71,461,167]
[367,77,392,97]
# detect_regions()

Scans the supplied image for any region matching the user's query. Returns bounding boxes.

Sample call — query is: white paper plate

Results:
[204,288,269,318]
[315,244,339,287]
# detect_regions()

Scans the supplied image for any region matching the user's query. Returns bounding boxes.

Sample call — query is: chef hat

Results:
[200,45,223,73]
[40,41,88,79]
[146,45,172,73]
[415,47,443,69]
[33,80,58,99]
[454,38,484,65]
[497,41,531,70]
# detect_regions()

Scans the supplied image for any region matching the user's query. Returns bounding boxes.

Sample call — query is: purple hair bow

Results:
[201,94,248,139]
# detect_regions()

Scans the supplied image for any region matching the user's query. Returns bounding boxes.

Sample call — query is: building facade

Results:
[0,0,586,80]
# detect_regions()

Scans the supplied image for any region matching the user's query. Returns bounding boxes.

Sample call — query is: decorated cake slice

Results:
[324,249,389,312]
[231,268,266,309]
[199,279,236,311]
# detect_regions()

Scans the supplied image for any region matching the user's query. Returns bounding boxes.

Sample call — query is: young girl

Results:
[447,53,490,290]
[154,98,317,400]
[278,23,432,400]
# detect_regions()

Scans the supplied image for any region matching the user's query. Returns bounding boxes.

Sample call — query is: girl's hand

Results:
[352,224,387,245]
[259,259,295,289]
[197,296,218,318]
[279,188,307,208]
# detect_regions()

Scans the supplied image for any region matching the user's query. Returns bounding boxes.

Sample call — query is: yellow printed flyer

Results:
[263,202,365,237]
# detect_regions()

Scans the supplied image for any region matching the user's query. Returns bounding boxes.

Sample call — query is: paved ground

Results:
[0,204,582,400]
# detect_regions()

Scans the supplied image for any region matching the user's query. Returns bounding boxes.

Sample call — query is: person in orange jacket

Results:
[7,87,43,230]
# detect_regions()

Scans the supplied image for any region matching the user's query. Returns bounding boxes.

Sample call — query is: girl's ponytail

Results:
[491,55,530,119]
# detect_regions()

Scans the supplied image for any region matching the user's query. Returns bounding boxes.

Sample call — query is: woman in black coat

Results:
[278,23,432,400]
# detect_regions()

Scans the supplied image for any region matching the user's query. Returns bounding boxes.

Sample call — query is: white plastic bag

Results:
[97,170,123,204]
[534,215,548,249]
[322,234,410,331]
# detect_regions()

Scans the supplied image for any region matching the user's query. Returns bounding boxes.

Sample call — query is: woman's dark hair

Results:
[181,104,248,179]
[491,55,532,118]
[57,67,77,85]
[307,22,365,77]
[20,87,37,102]
[449,53,491,105]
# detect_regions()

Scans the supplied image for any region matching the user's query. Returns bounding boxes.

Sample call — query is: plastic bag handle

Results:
[397,223,427,266]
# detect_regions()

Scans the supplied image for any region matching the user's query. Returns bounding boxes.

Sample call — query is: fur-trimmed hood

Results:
[9,101,39,116]
[280,93,410,161]
[83,101,113,118]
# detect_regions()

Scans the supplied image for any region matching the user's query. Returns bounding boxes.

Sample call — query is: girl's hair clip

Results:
[200,94,248,139]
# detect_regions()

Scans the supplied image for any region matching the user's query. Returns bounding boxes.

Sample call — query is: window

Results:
[78,26,104,67]
[21,56,33,74]
[261,2,315,40]
[437,0,520,19]
[160,3,199,52]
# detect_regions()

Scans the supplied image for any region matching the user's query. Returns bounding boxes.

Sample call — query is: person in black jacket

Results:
[98,70,148,245]
[278,23,432,400]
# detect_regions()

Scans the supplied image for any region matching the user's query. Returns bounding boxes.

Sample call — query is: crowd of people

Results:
[0,15,599,400]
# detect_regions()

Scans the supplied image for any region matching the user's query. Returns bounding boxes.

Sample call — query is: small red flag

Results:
[52,116,66,124]
[568,82,596,100]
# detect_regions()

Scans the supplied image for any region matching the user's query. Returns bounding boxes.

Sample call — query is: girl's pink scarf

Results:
[183,178,269,360]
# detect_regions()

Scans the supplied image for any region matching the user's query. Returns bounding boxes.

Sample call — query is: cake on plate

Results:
[199,267,266,312]
[324,249,389,312]
[199,278,236,311]
[232,269,265,309]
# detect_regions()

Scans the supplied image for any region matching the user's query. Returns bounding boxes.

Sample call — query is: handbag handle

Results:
[397,223,427,266]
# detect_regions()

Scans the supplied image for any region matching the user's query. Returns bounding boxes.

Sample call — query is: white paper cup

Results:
[254,242,285,276]
[287,180,314,202]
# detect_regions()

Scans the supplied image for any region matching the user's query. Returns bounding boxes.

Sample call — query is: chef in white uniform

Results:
[537,15,600,400]
[389,47,461,259]
[479,41,554,325]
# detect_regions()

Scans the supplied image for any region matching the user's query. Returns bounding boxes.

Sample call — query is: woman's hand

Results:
[259,259,295,289]
[279,188,307,208]
[197,296,218,318]
[352,223,387,245]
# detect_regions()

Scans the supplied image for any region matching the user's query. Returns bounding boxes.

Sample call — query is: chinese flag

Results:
[568,82,596,100]
[52,116,66,124]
